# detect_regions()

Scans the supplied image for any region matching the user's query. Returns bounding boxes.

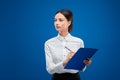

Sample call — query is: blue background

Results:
[0,0,120,80]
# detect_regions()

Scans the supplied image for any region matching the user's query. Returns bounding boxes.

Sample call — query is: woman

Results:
[44,9,92,80]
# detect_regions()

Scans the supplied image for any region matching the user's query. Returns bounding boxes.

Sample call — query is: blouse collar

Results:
[57,33,71,42]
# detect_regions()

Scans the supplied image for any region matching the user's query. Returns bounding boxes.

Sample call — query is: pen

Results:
[65,46,72,52]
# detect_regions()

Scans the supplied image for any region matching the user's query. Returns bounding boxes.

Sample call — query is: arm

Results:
[80,40,92,71]
[44,43,64,74]
[80,39,87,72]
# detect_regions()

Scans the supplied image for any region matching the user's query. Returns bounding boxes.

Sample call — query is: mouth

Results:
[56,26,60,29]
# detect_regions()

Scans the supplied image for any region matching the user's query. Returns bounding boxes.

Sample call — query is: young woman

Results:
[44,9,92,80]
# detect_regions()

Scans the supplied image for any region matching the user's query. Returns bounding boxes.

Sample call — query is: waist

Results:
[53,72,79,76]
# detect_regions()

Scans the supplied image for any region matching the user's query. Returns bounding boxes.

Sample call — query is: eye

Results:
[59,19,64,22]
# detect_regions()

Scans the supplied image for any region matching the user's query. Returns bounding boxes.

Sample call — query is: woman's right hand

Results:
[63,51,75,66]
[68,51,75,59]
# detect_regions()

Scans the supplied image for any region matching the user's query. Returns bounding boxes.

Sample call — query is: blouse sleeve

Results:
[44,42,64,74]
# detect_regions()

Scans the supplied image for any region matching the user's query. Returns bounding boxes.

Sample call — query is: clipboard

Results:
[64,48,98,71]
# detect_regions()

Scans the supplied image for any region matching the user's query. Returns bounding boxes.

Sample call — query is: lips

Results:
[56,26,60,29]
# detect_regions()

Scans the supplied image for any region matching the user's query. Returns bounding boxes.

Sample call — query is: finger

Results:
[86,58,92,61]
[70,51,75,54]
[84,60,92,64]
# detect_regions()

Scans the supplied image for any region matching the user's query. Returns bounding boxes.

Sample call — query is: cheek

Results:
[61,22,68,28]
[61,23,65,27]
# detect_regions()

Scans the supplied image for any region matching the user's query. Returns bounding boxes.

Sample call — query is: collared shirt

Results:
[44,33,86,74]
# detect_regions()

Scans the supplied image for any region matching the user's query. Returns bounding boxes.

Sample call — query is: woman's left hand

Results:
[84,58,92,66]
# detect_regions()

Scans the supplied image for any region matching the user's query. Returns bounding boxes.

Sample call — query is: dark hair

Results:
[55,9,73,32]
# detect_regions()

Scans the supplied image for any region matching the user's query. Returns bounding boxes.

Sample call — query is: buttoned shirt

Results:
[44,33,86,74]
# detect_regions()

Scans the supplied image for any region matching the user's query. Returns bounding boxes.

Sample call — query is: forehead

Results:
[55,13,66,19]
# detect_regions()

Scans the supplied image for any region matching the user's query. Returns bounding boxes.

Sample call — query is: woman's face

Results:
[54,13,71,33]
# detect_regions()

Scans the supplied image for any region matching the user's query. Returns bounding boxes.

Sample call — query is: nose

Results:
[55,20,59,26]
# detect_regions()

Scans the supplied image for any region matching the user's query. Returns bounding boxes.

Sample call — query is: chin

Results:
[56,29,62,32]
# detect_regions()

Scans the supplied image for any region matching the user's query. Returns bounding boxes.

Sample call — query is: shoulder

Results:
[45,36,57,45]
[70,35,84,43]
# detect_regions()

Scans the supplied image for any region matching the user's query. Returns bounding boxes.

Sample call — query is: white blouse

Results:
[44,33,86,74]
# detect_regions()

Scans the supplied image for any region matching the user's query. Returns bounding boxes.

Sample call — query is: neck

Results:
[59,31,69,37]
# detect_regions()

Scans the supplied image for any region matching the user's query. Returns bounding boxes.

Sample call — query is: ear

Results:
[68,21,71,26]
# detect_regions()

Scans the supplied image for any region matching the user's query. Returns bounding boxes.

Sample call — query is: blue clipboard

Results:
[64,48,98,71]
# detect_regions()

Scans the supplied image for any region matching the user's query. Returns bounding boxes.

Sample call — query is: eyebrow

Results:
[54,17,64,20]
